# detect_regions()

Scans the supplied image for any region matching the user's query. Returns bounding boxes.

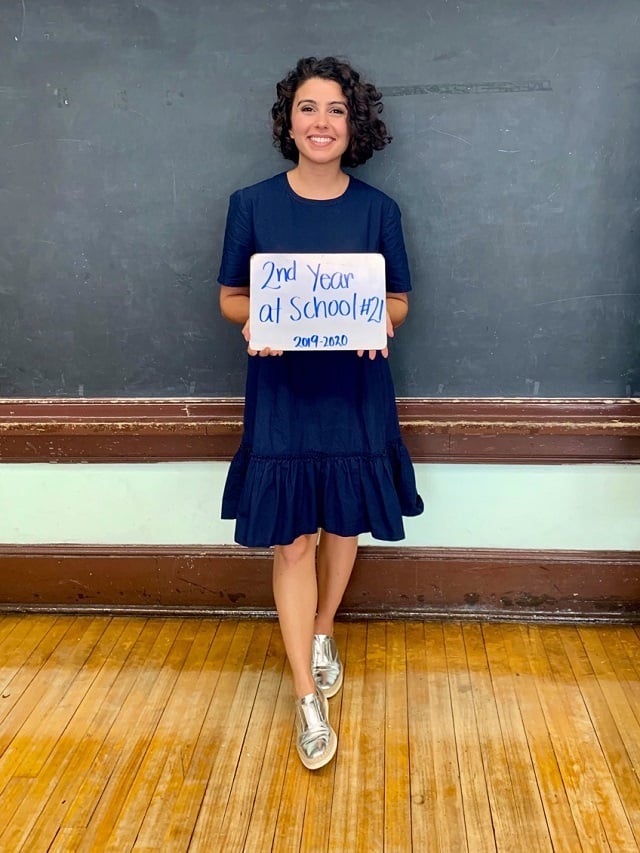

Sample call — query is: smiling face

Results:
[288,77,350,168]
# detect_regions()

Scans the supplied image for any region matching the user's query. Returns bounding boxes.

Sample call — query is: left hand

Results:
[357,311,394,360]
[243,320,283,357]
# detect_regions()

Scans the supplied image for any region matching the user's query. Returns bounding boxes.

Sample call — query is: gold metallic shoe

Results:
[312,634,344,698]
[295,689,337,770]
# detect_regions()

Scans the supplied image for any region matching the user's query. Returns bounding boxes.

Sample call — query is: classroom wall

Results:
[1,461,638,551]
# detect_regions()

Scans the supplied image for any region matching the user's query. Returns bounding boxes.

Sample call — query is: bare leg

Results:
[314,531,358,636]
[273,532,318,699]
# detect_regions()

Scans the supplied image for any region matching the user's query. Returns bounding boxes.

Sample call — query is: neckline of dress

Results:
[283,172,352,205]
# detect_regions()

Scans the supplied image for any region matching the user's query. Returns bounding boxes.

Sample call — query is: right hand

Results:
[242,320,283,357]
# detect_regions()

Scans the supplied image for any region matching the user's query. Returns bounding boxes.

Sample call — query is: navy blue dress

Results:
[218,172,424,547]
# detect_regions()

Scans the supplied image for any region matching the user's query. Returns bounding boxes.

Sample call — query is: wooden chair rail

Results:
[1,397,639,462]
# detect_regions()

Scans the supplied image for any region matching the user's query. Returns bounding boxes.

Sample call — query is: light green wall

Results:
[0,462,638,550]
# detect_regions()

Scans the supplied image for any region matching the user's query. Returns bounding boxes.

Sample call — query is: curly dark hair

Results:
[271,57,392,168]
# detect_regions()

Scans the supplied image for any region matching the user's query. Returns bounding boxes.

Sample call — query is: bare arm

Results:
[386,292,409,330]
[219,284,250,325]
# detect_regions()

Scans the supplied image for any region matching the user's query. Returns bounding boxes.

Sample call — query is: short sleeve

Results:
[217,190,255,287]
[381,199,412,293]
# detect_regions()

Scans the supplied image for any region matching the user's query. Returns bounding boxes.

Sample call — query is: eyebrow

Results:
[296,98,348,107]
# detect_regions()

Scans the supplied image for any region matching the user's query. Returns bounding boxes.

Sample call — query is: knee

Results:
[276,533,316,567]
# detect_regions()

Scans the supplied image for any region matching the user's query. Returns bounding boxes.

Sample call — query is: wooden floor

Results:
[0,617,638,852]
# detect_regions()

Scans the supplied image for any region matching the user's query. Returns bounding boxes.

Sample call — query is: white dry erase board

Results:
[249,253,387,351]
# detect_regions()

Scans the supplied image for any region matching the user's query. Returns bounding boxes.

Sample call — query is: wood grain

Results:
[0,616,639,852]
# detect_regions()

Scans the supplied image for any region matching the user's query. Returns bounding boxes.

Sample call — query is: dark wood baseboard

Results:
[0,545,637,622]
[1,398,639,463]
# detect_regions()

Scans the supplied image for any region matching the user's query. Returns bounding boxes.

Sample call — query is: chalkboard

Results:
[1,0,639,397]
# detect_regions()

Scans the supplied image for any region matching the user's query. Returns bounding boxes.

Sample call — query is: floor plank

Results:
[326,620,368,851]
[384,622,412,852]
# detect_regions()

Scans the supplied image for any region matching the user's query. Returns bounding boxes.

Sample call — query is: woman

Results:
[218,56,423,770]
